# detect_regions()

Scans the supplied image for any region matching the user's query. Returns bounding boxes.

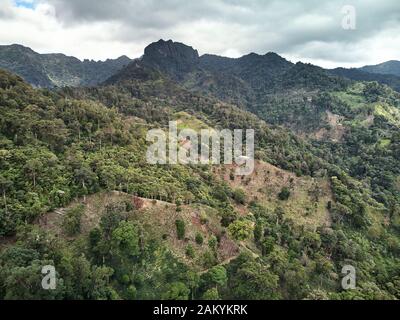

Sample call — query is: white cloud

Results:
[0,0,144,60]
[0,0,400,67]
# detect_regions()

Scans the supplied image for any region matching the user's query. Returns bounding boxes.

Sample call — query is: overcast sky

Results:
[1,0,399,68]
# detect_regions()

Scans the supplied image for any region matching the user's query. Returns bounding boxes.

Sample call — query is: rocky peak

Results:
[142,39,200,79]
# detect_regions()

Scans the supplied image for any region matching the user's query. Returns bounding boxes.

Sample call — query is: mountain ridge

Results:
[1,36,400,300]
[360,60,400,77]
[0,44,131,88]
[2,39,400,94]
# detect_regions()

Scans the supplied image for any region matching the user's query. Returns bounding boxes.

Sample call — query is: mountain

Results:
[142,39,200,80]
[109,39,346,107]
[0,44,131,87]
[330,67,400,92]
[360,60,400,77]
[1,40,400,301]
[3,40,400,95]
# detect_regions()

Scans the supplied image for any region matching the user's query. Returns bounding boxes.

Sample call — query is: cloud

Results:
[0,0,400,67]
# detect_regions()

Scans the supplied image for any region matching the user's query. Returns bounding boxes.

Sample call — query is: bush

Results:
[62,204,84,236]
[208,236,217,250]
[202,288,220,300]
[278,187,291,201]
[202,250,217,268]
[175,220,185,240]
[220,207,237,227]
[233,188,246,205]
[195,233,204,245]
[228,220,253,241]
[186,244,195,258]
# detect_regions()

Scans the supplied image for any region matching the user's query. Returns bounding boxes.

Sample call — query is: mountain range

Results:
[1,39,400,300]
[0,44,131,88]
[1,40,400,94]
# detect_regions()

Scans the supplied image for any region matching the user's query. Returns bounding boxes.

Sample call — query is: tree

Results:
[24,159,42,188]
[228,220,253,241]
[202,288,220,300]
[305,289,329,300]
[254,220,263,243]
[100,202,127,237]
[1,260,64,300]
[186,245,195,259]
[74,165,98,194]
[62,205,84,236]
[0,175,12,214]
[175,220,185,240]
[202,250,217,269]
[228,254,281,300]
[161,282,190,300]
[208,266,227,289]
[186,271,200,300]
[111,221,140,258]
[261,236,275,255]
[208,236,218,251]
[126,285,137,300]
[88,266,116,300]
[220,207,237,227]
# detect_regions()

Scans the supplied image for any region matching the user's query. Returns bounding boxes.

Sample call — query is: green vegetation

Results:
[195,233,204,245]
[62,205,84,236]
[278,187,291,201]
[228,220,253,241]
[175,220,186,240]
[0,41,399,302]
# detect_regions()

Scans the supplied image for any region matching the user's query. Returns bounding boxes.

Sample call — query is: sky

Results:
[1,0,400,68]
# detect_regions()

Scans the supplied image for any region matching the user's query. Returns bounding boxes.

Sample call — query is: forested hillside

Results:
[1,55,399,300]
[361,61,400,77]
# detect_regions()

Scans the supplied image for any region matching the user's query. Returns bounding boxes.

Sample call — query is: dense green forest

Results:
[0,40,399,301]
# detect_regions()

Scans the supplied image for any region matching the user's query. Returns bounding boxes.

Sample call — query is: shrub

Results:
[233,188,246,205]
[202,288,220,300]
[195,233,204,245]
[175,219,185,240]
[208,236,217,250]
[278,187,291,201]
[62,204,84,236]
[202,250,217,268]
[186,244,195,259]
[228,220,253,241]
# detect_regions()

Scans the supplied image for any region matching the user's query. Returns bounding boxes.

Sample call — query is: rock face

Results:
[142,39,200,80]
[0,44,131,88]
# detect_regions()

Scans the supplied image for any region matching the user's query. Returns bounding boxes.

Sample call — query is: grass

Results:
[215,160,333,230]
[331,91,366,112]
[374,104,400,127]
[174,111,211,131]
